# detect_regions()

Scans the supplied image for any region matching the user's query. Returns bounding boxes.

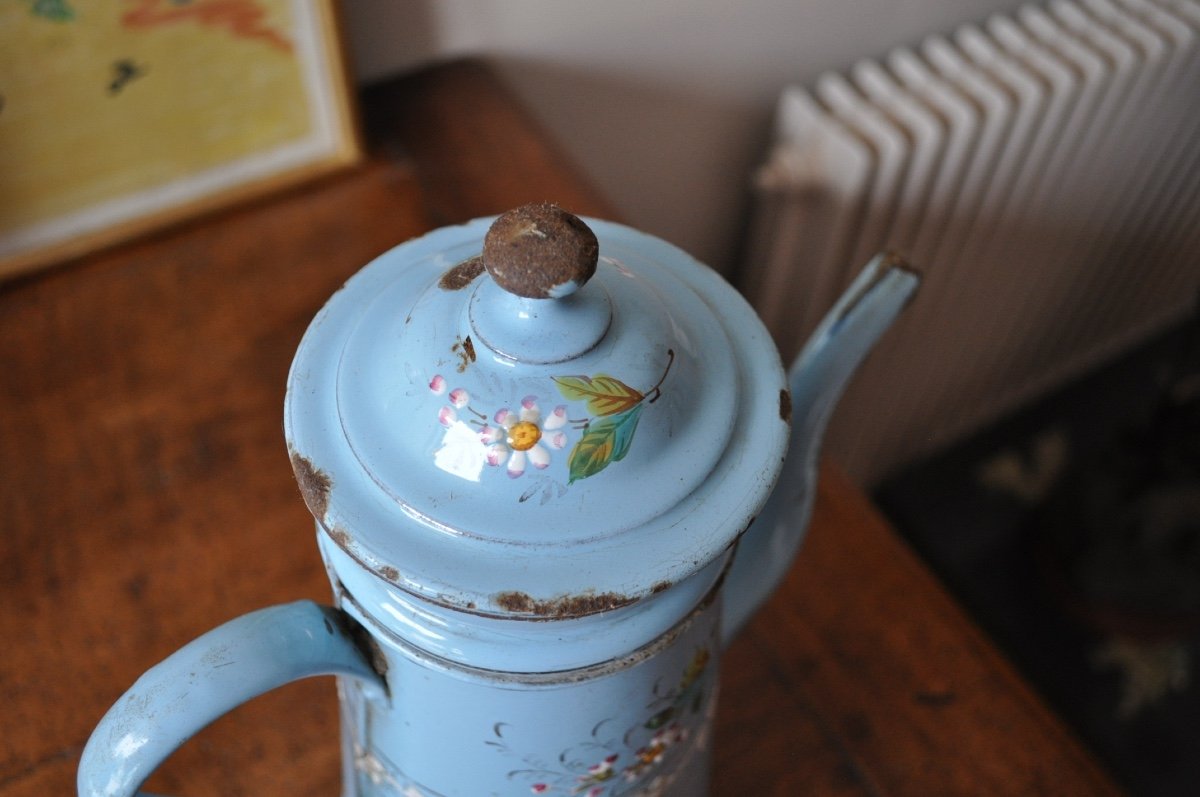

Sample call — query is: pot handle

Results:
[77,600,387,797]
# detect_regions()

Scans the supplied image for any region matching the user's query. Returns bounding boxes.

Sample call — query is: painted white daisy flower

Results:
[479,396,568,478]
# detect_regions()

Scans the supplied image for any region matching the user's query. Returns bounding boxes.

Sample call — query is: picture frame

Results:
[0,0,361,279]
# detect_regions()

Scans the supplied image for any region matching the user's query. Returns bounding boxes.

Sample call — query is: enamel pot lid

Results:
[285,204,788,617]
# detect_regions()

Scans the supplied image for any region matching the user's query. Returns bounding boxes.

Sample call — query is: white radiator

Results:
[743,0,1200,485]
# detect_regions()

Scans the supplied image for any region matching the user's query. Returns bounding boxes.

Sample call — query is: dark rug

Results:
[876,315,1200,797]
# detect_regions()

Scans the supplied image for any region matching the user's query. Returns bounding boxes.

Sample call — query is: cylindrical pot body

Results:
[323,534,724,797]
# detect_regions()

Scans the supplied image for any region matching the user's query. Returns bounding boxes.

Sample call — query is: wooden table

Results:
[0,60,1121,797]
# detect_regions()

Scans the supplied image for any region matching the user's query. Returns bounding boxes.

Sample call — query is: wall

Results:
[341,0,1022,275]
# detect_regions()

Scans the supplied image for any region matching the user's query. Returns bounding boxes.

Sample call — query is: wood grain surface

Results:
[0,60,1120,797]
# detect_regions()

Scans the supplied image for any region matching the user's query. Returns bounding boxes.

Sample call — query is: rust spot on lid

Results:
[291,451,331,520]
[651,581,672,594]
[378,566,400,582]
[494,590,637,619]
[451,335,476,373]
[438,256,486,290]
[329,527,351,548]
[779,388,792,423]
[482,203,598,299]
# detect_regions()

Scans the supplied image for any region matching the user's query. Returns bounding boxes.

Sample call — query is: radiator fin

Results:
[743,0,1200,484]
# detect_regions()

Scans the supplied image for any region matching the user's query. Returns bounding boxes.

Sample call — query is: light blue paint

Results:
[77,602,386,797]
[721,253,921,645]
[78,214,917,796]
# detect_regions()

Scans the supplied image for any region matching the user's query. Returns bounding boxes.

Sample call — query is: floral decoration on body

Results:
[493,644,711,796]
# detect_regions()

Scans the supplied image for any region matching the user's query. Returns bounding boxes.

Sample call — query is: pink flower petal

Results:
[546,431,567,450]
[543,405,568,430]
[519,396,539,423]
[507,449,526,478]
[494,408,512,425]
[485,443,507,466]
[437,406,457,427]
[479,424,502,444]
[528,444,550,470]
[429,374,446,394]
[587,754,614,774]
[448,387,469,408]
[531,786,548,795]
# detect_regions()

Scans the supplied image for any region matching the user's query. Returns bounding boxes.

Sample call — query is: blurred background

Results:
[341,0,1021,279]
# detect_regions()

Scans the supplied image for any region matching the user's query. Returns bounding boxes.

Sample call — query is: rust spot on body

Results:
[651,581,672,594]
[339,610,389,682]
[439,256,486,290]
[451,335,476,373]
[291,452,331,520]
[329,526,351,548]
[494,590,637,619]
[378,566,400,582]
[779,388,792,423]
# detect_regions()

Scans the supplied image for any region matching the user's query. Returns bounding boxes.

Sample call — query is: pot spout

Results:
[722,252,919,646]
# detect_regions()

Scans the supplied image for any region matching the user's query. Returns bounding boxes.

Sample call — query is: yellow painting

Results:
[0,0,358,278]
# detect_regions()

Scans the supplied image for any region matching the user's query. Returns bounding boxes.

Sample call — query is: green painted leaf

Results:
[552,374,644,416]
[566,405,644,484]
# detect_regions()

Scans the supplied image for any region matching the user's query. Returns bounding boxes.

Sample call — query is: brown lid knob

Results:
[482,203,599,299]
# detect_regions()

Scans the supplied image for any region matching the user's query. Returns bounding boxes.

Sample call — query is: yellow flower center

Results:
[507,421,541,451]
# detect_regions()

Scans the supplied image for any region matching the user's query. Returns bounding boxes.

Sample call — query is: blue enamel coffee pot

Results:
[79,204,917,796]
